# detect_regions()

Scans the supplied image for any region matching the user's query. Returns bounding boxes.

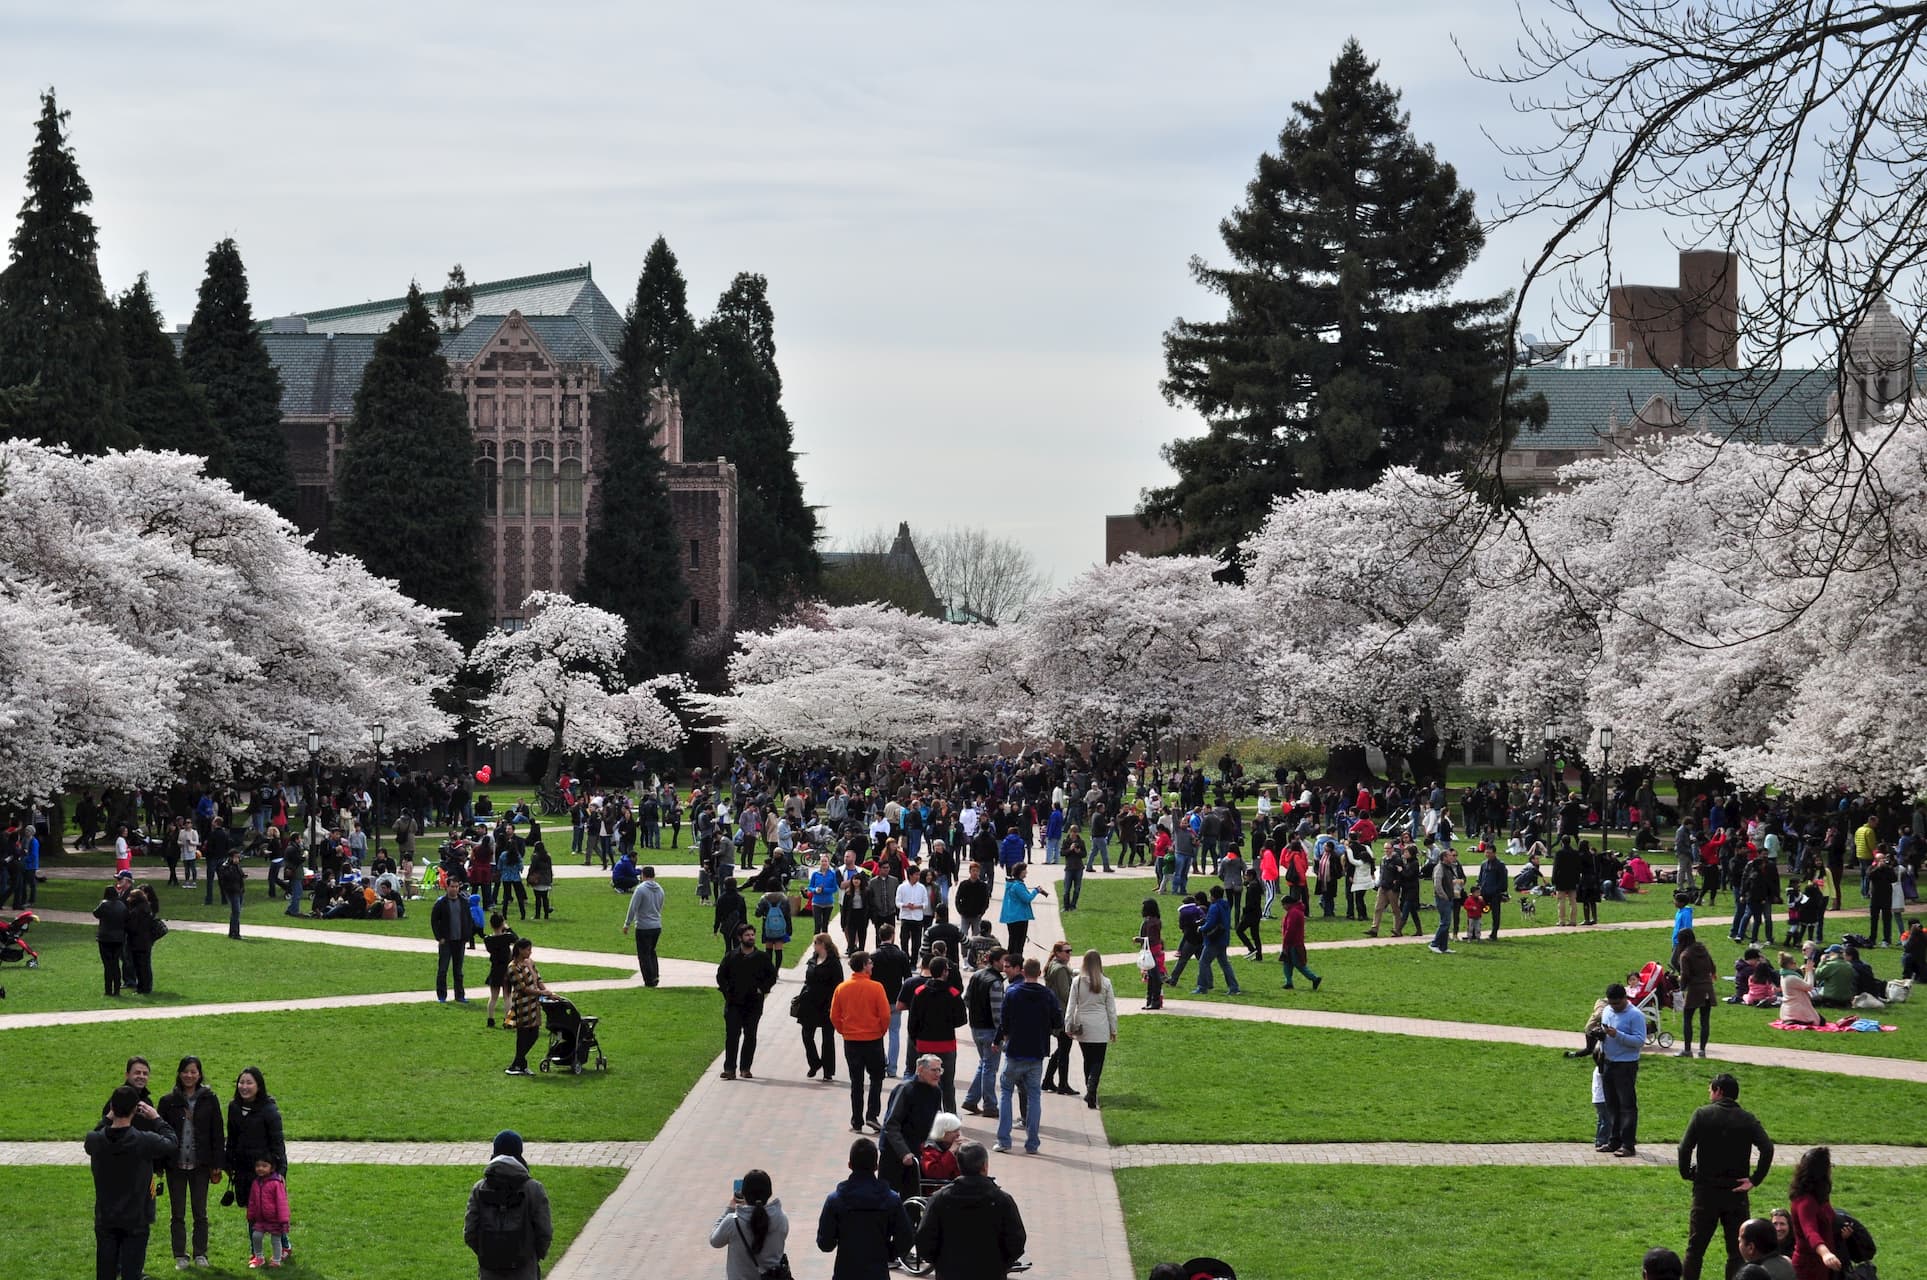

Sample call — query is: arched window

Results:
[558,458,584,515]
[530,458,554,516]
[475,452,498,516]
[502,458,525,516]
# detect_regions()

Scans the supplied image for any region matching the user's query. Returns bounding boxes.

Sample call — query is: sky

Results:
[0,1,1691,585]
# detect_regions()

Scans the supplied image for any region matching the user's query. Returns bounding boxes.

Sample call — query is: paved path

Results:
[1109,1141,1927,1168]
[1095,914,1675,966]
[0,1139,649,1167]
[548,875,1136,1280]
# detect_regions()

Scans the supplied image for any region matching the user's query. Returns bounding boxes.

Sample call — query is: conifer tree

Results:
[436,263,474,332]
[631,236,694,387]
[0,91,131,452]
[1145,40,1536,564]
[116,274,220,464]
[181,239,295,515]
[333,284,488,648]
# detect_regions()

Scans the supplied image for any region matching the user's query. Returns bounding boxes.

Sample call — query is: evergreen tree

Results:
[714,271,779,390]
[1145,40,1537,564]
[181,239,296,515]
[116,274,221,463]
[631,236,694,387]
[0,91,131,452]
[333,284,488,648]
[436,263,474,332]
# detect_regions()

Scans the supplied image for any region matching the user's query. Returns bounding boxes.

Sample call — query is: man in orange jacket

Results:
[832,950,895,1135]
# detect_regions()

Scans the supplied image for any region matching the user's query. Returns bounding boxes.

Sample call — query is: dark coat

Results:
[157,1085,223,1171]
[815,1172,912,1280]
[798,953,844,1027]
[914,1173,1027,1280]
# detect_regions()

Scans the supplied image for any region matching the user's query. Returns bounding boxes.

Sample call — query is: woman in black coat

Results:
[1550,838,1582,928]
[1575,841,1604,926]
[797,933,844,1082]
[158,1055,224,1267]
[125,890,159,995]
[224,1066,287,1257]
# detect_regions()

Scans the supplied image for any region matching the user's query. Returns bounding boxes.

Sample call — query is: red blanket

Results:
[1767,1017,1897,1033]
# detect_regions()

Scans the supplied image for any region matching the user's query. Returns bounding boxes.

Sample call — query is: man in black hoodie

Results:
[716,921,779,1080]
[86,1084,178,1280]
[463,1129,552,1280]
[913,1140,1027,1280]
[815,1137,912,1280]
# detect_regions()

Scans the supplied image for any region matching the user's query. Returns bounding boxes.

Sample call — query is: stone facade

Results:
[1103,513,1183,563]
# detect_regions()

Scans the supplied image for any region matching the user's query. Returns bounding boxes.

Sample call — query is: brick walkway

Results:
[1109,1141,1927,1169]
[1096,914,1675,966]
[0,1139,648,1167]
[548,875,1137,1280]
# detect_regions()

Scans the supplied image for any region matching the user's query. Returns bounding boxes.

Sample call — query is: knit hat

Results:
[492,1130,525,1164]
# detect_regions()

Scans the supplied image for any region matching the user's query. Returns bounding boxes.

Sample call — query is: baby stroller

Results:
[0,910,39,968]
[535,994,607,1075]
[1627,961,1678,1050]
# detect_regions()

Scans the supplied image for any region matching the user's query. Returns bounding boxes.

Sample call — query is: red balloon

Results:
[475,766,492,785]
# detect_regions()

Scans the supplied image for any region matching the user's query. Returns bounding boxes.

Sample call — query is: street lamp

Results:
[1598,726,1615,849]
[372,723,386,855]
[1541,723,1559,798]
[307,729,321,843]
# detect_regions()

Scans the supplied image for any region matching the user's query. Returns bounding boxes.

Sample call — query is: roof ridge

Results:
[289,266,594,324]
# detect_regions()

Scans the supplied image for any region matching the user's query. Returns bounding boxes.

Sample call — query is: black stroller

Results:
[536,994,607,1075]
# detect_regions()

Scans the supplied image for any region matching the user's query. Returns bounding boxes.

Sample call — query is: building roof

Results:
[276,266,626,353]
[1514,366,1836,449]
[440,314,618,371]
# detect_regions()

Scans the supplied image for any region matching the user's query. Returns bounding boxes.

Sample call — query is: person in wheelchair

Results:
[918,1112,964,1184]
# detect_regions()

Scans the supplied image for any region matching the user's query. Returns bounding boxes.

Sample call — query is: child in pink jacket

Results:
[246,1157,290,1268]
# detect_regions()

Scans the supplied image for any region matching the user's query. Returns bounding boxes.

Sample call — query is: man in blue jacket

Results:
[993,957,1062,1156]
[1192,885,1242,995]
[816,1137,913,1280]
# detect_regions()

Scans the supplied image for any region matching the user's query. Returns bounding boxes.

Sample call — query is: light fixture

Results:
[372,723,385,749]
[307,729,320,756]
[1599,726,1614,752]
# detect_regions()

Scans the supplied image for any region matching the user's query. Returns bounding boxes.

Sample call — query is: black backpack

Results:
[470,1182,532,1272]
[1836,1209,1876,1264]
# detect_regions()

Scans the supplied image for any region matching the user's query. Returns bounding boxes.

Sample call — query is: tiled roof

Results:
[1514,366,1836,448]
[279,266,626,352]
[442,315,617,371]
[169,331,380,418]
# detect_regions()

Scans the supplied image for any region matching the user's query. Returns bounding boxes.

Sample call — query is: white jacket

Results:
[1063,974,1117,1044]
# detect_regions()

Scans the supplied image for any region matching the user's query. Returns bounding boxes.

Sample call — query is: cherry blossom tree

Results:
[471,592,684,785]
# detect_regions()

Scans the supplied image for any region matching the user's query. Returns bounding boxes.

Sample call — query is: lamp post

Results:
[372,723,385,855]
[1598,726,1614,850]
[307,729,321,844]
[1541,723,1559,801]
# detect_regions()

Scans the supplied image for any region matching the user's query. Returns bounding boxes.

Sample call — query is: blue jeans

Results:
[1195,937,1240,993]
[284,880,302,916]
[572,824,585,853]
[1173,853,1192,895]
[1044,838,1061,865]
[886,1007,904,1076]
[997,1056,1044,1153]
[1092,836,1111,872]
[1062,863,1084,910]
[964,1028,1001,1109]
[1431,896,1454,950]
[905,829,921,858]
[1730,901,1751,939]
[227,892,243,939]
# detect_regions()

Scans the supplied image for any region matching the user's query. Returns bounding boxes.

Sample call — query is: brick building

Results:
[1608,250,1742,371]
[249,266,738,634]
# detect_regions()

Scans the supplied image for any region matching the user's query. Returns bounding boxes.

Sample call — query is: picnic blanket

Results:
[1768,1017,1897,1033]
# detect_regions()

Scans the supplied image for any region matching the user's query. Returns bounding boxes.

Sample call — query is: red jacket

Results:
[247,1173,289,1234]
[1279,903,1307,951]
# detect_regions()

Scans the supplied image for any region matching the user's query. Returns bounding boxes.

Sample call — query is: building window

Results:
[530,457,554,517]
[502,458,525,516]
[506,398,525,429]
[477,397,497,428]
[475,444,498,516]
[690,598,701,629]
[533,397,553,429]
[688,538,700,567]
[558,458,583,515]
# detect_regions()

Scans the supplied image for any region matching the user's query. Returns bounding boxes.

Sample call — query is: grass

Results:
[1116,908,1921,1059]
[0,923,613,1013]
[1116,1163,1924,1280]
[28,876,726,964]
[0,1164,623,1280]
[1099,1017,1927,1146]
[1,989,719,1142]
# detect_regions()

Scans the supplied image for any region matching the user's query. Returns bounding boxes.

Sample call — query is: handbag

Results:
[1885,978,1912,1004]
[733,1218,793,1280]
[1134,944,1156,973]
[151,916,170,940]
[788,993,805,1022]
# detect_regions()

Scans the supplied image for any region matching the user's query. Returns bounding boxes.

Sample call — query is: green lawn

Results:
[0,1164,622,1280]
[3,989,719,1142]
[1100,1017,1927,1146]
[1117,1163,1922,1280]
[1122,911,1919,1059]
[1,923,613,1013]
[29,876,726,964]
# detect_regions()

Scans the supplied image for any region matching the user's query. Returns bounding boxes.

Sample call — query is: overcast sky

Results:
[0,1,1689,585]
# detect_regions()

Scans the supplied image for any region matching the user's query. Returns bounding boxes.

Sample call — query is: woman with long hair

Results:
[708,1168,788,1279]
[223,1067,287,1262]
[158,1055,223,1270]
[798,934,843,1082]
[1063,948,1119,1109]
[1673,927,1718,1057]
[1137,898,1165,1010]
[1787,1146,1847,1279]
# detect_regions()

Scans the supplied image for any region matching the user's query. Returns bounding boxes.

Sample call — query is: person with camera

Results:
[709,1168,789,1280]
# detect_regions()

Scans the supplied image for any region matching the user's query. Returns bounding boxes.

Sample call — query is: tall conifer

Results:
[181,239,295,514]
[117,274,221,463]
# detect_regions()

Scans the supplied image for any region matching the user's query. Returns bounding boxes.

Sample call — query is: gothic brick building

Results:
[251,266,738,634]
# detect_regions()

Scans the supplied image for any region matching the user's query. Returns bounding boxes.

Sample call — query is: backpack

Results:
[1835,1210,1876,1264]
[469,1182,532,1272]
[762,903,787,942]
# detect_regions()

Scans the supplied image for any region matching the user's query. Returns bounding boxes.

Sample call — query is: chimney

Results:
[268,315,310,334]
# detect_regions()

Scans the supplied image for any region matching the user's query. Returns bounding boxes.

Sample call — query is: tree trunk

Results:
[48,793,68,856]
[544,715,566,791]
[1318,744,1378,791]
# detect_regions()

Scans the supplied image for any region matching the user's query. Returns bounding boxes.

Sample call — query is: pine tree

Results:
[714,271,779,391]
[181,239,296,515]
[580,381,689,678]
[116,274,221,463]
[0,91,131,452]
[1145,40,1536,564]
[436,263,474,332]
[631,236,694,387]
[333,284,488,648]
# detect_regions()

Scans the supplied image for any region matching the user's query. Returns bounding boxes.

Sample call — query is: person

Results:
[1868,847,1899,945]
[157,1055,223,1271]
[464,1130,553,1280]
[1477,842,1509,939]
[125,885,159,995]
[216,848,246,940]
[1192,885,1241,995]
[1063,947,1118,1109]
[483,913,519,1029]
[1735,1219,1795,1280]
[869,924,914,1079]
[1060,825,1086,909]
[431,879,470,1004]
[710,1167,789,1280]
[912,1140,1028,1280]
[1164,893,1205,989]
[526,838,554,920]
[1236,866,1264,959]
[999,863,1044,960]
[1676,928,1719,1058]
[896,866,932,959]
[1429,846,1465,953]
[1786,1147,1848,1280]
[1137,898,1166,1010]
[808,854,842,937]
[1677,1072,1775,1280]
[882,1055,946,1198]
[717,921,779,1080]
[953,863,991,946]
[504,938,552,1076]
[245,1156,289,1269]
[799,934,845,1082]
[621,865,666,987]
[1598,981,1647,1157]
[1040,942,1076,1096]
[832,950,893,1133]
[223,1068,287,1263]
[994,957,1060,1155]
[905,958,967,1112]
[1777,951,1820,1027]
[1278,896,1321,991]
[87,1085,178,1280]
[815,1137,912,1280]
[919,1112,964,1180]
[961,947,1008,1118]
[1673,891,1698,953]
[1812,946,1855,1008]
[94,884,128,997]
[1644,1248,1686,1280]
